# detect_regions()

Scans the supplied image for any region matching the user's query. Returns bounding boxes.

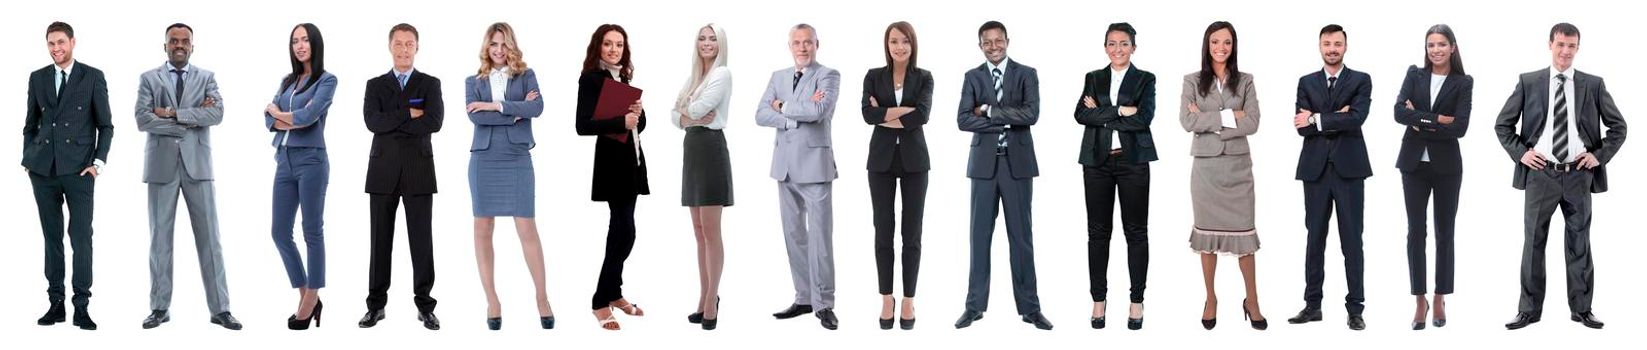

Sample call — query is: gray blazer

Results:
[754,61,840,184]
[1494,68,1627,193]
[465,68,543,151]
[1179,72,1261,157]
[135,63,223,182]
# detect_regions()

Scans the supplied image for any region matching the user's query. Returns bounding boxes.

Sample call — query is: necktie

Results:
[1327,76,1337,90]
[172,69,186,105]
[1553,74,1570,163]
[57,70,67,94]
[992,68,1007,150]
[397,73,409,89]
[792,70,803,91]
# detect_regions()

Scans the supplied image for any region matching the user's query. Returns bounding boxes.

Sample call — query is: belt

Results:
[1547,162,1583,172]
[1109,148,1124,156]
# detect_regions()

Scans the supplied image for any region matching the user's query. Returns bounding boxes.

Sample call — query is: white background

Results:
[1,0,1639,348]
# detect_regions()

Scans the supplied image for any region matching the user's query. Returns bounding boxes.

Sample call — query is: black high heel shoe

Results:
[487,317,502,330]
[880,317,894,330]
[1413,298,1429,330]
[541,316,555,329]
[1243,298,1267,330]
[899,317,916,330]
[688,297,720,324]
[701,317,718,330]
[1091,316,1106,329]
[1201,300,1217,330]
[289,299,323,330]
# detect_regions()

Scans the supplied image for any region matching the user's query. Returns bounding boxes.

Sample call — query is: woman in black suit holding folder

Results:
[1393,24,1471,331]
[575,24,649,331]
[862,21,932,331]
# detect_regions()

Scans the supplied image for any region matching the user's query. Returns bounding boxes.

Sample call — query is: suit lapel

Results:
[1118,67,1141,106]
[57,63,85,105]
[1574,71,1595,145]
[1095,68,1113,105]
[1526,70,1551,140]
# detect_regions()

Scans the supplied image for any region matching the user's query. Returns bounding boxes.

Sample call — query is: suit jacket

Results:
[466,68,542,151]
[363,69,444,195]
[136,64,223,183]
[861,66,932,173]
[1495,68,1627,193]
[1394,65,1473,175]
[574,69,650,201]
[23,61,113,176]
[264,73,337,148]
[754,61,840,184]
[957,59,1040,180]
[1179,72,1260,157]
[1293,67,1373,181]
[1074,66,1157,166]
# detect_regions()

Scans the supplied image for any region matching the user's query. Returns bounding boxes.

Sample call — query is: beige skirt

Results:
[1187,154,1260,256]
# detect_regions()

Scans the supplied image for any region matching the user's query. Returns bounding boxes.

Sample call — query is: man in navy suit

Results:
[1287,24,1372,331]
[23,21,113,331]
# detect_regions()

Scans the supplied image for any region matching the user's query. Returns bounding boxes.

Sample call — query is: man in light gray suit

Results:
[756,23,842,330]
[954,21,1051,330]
[134,23,239,330]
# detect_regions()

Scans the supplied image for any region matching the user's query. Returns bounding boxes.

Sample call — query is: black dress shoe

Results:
[72,308,97,330]
[899,317,916,330]
[1021,312,1054,330]
[142,310,170,329]
[1504,312,1540,330]
[954,310,984,329]
[541,316,555,329]
[772,304,813,319]
[418,311,441,330]
[1571,311,1604,329]
[1287,307,1323,324]
[487,317,502,330]
[879,317,894,330]
[1346,314,1365,331]
[1091,316,1105,329]
[212,312,243,330]
[816,308,838,330]
[38,301,66,326]
[358,309,386,328]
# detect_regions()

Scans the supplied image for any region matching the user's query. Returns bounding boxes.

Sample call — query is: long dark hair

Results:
[281,23,325,94]
[1422,24,1465,76]
[884,21,918,73]
[582,24,633,83]
[1197,21,1240,97]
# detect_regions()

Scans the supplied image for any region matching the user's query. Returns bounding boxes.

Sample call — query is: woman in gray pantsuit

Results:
[672,23,734,330]
[1179,21,1267,331]
[464,22,554,331]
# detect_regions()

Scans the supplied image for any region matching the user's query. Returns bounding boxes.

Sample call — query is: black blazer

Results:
[575,69,650,201]
[1293,67,1373,181]
[957,59,1039,180]
[363,69,444,195]
[23,62,113,176]
[1495,68,1627,193]
[1394,66,1473,175]
[1074,66,1157,166]
[861,66,932,173]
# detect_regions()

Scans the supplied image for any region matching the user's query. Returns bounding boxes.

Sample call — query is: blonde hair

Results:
[674,24,729,107]
[476,22,527,78]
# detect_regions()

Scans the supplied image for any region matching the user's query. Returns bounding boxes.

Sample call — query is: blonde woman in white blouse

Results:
[672,23,732,331]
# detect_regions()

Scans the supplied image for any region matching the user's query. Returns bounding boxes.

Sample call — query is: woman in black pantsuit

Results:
[1393,24,1472,331]
[862,21,932,331]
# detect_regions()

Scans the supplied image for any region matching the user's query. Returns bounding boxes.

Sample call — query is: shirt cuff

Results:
[1313,113,1323,131]
[785,120,798,130]
[93,159,106,171]
[1220,109,1237,128]
[985,105,994,118]
[780,101,789,115]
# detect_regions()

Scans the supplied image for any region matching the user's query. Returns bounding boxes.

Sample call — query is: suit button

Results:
[66,139,72,144]
[51,123,56,127]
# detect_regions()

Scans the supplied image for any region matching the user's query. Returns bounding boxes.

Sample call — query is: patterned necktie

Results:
[397,73,409,89]
[992,67,1007,149]
[792,70,803,91]
[1553,74,1570,162]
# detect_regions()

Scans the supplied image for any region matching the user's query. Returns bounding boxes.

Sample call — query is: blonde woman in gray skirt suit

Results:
[672,23,733,331]
[1179,21,1267,331]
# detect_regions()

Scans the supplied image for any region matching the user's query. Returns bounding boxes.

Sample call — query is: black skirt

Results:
[681,127,734,206]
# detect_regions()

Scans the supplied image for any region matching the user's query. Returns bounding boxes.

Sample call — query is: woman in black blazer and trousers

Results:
[862,21,932,331]
[575,24,649,331]
[1393,24,1471,331]
[1073,22,1157,331]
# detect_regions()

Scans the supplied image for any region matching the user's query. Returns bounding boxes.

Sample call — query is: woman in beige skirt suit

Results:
[1179,21,1267,331]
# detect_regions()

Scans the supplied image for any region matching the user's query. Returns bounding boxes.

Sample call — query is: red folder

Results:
[594,79,643,143]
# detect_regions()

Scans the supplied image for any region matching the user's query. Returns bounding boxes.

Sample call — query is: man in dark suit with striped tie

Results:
[1495,23,1626,331]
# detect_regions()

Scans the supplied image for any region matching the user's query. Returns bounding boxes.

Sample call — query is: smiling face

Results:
[697,26,718,62]
[290,26,311,66]
[1208,28,1232,65]
[389,29,418,71]
[1319,31,1345,68]
[978,28,1007,65]
[601,30,625,67]
[887,27,911,65]
[1425,33,1453,70]
[789,27,817,69]
[46,31,74,67]
[488,31,508,66]
[1105,30,1133,69]
[165,27,193,67]
[1550,32,1578,72]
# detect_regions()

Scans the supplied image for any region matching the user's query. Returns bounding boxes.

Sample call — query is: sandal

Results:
[610,300,646,317]
[594,308,621,330]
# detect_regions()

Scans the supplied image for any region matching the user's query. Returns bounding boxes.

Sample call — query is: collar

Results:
[393,67,415,78]
[986,56,1011,74]
[1110,64,1130,77]
[1550,66,1575,81]
[165,62,192,73]
[56,60,76,76]
[1323,65,1345,80]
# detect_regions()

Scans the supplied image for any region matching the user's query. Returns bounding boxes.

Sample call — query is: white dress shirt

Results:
[1534,66,1582,163]
[488,67,509,103]
[1421,73,1447,162]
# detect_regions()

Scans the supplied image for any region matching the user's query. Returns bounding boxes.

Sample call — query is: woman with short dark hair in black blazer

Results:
[862,21,932,331]
[575,24,649,331]
[1394,24,1471,331]
[1074,22,1156,331]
